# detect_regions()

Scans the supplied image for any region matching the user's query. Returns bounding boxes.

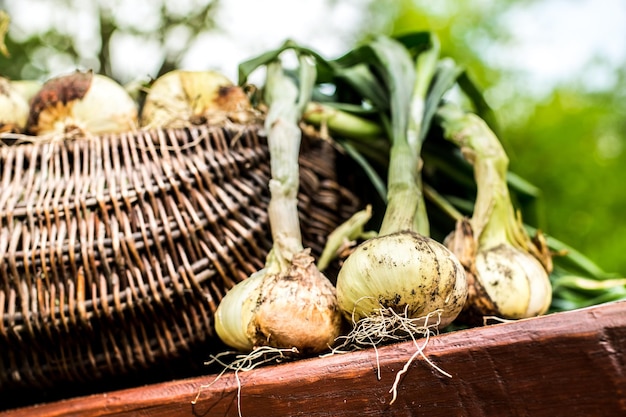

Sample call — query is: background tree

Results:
[0,0,220,83]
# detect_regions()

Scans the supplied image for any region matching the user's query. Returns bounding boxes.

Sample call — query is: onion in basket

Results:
[26,70,138,136]
[0,76,29,133]
[214,56,342,354]
[140,69,253,129]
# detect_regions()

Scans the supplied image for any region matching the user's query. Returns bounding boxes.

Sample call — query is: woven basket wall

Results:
[0,122,359,397]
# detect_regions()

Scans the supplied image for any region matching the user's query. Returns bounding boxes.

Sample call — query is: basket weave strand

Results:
[0,123,358,393]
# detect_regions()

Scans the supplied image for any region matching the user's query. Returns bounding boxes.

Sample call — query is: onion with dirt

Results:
[214,55,342,355]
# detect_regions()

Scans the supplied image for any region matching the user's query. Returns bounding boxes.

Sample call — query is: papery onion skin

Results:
[251,251,342,354]
[215,251,342,354]
[26,71,138,136]
[214,270,265,352]
[336,231,467,328]
[0,76,29,133]
[140,70,253,129]
[445,218,552,322]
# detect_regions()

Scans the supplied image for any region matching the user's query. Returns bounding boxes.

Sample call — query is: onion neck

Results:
[437,104,529,251]
[266,118,304,269]
[378,141,425,236]
[471,149,519,250]
[263,57,315,270]
[378,37,438,238]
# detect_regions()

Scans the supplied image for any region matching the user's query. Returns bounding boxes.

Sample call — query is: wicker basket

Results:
[0,122,360,396]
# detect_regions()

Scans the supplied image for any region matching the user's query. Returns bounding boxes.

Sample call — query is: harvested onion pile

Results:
[0,69,254,142]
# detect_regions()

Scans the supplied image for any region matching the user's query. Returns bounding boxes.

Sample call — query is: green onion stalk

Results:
[334,37,467,329]
[437,102,553,322]
[302,103,390,201]
[550,274,626,311]
[303,102,384,141]
[213,55,342,354]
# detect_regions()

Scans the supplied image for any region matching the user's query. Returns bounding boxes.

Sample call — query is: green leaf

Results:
[552,275,626,293]
[330,64,389,110]
[331,35,415,145]
[422,58,464,142]
[365,36,416,145]
[457,71,499,135]
[237,39,335,85]
[340,139,388,203]
[303,102,384,141]
[307,100,380,116]
[506,171,541,199]
[394,31,433,57]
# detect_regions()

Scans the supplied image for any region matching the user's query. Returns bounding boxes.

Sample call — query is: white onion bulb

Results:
[474,244,552,318]
[215,250,342,354]
[140,70,252,129]
[11,80,42,104]
[26,71,138,136]
[444,211,552,322]
[336,231,467,328]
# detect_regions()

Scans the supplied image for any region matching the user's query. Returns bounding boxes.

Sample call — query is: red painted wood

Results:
[3,300,626,417]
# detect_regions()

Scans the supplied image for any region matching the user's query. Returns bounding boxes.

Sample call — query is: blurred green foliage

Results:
[374,0,626,276]
[506,89,626,276]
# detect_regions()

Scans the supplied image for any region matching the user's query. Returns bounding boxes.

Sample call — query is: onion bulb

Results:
[215,250,341,353]
[476,243,551,317]
[337,231,467,327]
[140,70,253,129]
[438,103,552,322]
[26,70,138,136]
[0,76,29,133]
[214,56,341,354]
[335,37,467,329]
[445,218,552,321]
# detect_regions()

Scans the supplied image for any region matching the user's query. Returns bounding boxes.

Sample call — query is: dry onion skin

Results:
[0,76,29,133]
[445,218,552,322]
[140,70,254,129]
[215,250,342,353]
[26,70,138,137]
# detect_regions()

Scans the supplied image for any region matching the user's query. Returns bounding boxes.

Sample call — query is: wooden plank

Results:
[3,300,626,417]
